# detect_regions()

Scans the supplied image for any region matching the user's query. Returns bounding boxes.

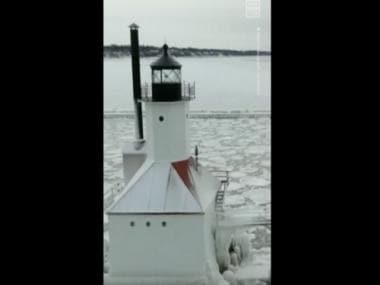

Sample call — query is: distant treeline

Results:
[104,45,271,58]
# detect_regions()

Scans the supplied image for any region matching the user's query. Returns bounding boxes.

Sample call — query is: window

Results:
[130,221,135,227]
[146,221,151,227]
[162,221,167,227]
[162,69,181,83]
[152,69,181,83]
[159,116,164,122]
[152,70,161,83]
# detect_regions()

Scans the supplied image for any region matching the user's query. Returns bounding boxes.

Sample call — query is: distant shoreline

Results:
[104,45,271,58]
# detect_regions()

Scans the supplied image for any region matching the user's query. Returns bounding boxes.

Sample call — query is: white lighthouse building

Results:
[104,27,227,285]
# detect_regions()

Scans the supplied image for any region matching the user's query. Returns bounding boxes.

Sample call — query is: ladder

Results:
[214,171,229,212]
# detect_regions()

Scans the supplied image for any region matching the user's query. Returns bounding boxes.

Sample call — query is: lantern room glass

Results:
[152,69,181,83]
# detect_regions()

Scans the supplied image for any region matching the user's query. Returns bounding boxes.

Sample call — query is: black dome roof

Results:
[150,44,181,69]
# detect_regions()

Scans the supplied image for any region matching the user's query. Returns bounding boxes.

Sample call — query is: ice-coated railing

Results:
[140,81,195,101]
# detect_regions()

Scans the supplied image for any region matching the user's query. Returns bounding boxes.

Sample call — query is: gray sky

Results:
[104,0,271,50]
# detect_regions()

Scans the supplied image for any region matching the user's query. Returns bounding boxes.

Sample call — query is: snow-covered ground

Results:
[104,116,271,282]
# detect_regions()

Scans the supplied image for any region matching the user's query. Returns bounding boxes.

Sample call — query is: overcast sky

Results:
[104,0,271,50]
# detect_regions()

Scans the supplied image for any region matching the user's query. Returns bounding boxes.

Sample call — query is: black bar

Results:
[130,26,144,140]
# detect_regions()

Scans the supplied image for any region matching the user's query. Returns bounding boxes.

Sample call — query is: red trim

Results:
[172,158,193,190]
[172,157,202,207]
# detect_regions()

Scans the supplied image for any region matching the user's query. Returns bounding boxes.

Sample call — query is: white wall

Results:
[145,101,190,162]
[122,152,146,186]
[108,214,206,277]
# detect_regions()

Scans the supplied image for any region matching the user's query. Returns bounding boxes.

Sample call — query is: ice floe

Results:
[240,176,270,187]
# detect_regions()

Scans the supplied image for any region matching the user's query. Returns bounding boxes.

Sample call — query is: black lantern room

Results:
[150,44,182,101]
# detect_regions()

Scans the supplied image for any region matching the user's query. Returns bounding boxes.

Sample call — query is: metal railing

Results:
[141,82,149,100]
[182,81,195,100]
[141,81,195,101]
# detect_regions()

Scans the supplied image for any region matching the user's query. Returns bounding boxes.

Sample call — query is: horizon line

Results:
[103,44,271,53]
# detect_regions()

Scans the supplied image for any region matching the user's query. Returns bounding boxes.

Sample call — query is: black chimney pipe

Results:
[129,23,144,141]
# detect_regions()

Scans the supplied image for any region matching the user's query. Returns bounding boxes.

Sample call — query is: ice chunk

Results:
[240,176,270,187]
[243,189,271,205]
[223,270,237,285]
[230,252,239,267]
[226,182,244,191]
[261,159,271,168]
[229,171,246,179]
[235,232,251,262]
[224,195,246,207]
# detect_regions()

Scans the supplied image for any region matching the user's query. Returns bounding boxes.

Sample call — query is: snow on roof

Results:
[108,160,203,214]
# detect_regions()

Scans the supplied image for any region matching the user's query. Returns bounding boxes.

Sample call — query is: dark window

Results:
[162,221,167,227]
[146,221,151,227]
[159,116,164,122]
[130,221,135,227]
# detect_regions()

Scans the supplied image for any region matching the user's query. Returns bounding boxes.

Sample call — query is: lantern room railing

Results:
[141,81,195,102]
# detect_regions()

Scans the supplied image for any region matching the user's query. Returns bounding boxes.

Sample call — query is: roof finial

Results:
[129,23,139,29]
[163,43,168,55]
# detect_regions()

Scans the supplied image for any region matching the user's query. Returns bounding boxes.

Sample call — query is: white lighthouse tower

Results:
[104,27,227,285]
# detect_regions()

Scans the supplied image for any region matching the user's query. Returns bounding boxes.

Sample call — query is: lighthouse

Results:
[104,25,226,285]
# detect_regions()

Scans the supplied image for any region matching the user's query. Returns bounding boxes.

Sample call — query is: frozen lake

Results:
[104,56,271,111]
